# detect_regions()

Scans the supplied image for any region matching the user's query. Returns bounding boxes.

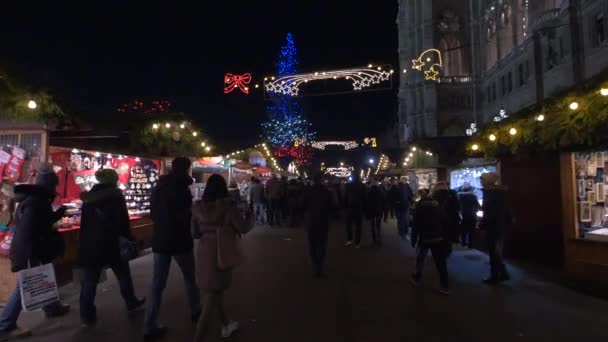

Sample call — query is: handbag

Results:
[119,236,138,261]
[216,210,244,271]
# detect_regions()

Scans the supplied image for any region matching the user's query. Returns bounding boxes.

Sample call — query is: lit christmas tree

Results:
[262,33,315,165]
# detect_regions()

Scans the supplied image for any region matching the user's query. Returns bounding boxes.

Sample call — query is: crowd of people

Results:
[0,159,512,341]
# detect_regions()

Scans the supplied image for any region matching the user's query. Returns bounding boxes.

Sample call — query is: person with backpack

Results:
[191,174,254,341]
[410,189,450,295]
[0,163,70,340]
[144,158,201,341]
[78,169,145,326]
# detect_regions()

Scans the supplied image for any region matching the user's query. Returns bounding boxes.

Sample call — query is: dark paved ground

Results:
[11,218,608,341]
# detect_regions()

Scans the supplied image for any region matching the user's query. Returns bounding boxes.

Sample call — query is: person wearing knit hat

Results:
[95,169,119,185]
[34,162,59,195]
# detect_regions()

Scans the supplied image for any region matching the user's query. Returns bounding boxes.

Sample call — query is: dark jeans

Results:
[397,208,410,237]
[383,206,395,222]
[80,260,138,322]
[144,251,201,335]
[413,241,449,288]
[370,216,382,244]
[268,199,282,226]
[346,209,363,244]
[461,218,476,247]
[487,235,508,279]
[307,227,329,274]
[0,285,64,335]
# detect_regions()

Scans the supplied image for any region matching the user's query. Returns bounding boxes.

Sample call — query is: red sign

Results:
[3,147,26,183]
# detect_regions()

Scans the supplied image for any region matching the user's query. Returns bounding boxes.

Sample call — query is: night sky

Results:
[1,2,399,150]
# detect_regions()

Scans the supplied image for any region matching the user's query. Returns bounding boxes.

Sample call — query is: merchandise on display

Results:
[575,151,608,241]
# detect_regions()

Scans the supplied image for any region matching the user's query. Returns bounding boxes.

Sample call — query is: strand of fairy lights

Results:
[264,65,393,96]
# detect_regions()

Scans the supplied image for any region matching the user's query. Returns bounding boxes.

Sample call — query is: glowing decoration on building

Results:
[311,141,359,150]
[471,144,479,151]
[363,137,378,147]
[601,88,608,96]
[489,134,497,141]
[509,128,518,136]
[493,108,508,122]
[325,166,353,178]
[466,123,478,136]
[411,49,443,81]
[569,102,579,110]
[536,114,545,122]
[224,73,252,94]
[264,66,392,96]
[27,100,37,109]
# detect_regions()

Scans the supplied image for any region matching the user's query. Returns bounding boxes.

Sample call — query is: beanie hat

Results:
[480,172,499,186]
[95,169,119,185]
[34,162,59,192]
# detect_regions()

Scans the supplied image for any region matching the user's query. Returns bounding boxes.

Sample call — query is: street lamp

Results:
[369,158,374,164]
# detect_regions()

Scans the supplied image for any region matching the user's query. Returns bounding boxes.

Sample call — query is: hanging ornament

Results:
[224,73,252,94]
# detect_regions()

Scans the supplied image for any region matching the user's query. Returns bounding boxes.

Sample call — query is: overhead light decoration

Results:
[165,123,171,128]
[363,137,378,147]
[509,127,518,136]
[601,88,608,96]
[311,141,359,150]
[264,65,392,96]
[569,102,579,110]
[224,73,253,94]
[489,134,497,141]
[471,144,479,151]
[27,100,37,109]
[536,114,545,122]
[411,49,443,81]
[152,123,159,130]
[466,123,478,136]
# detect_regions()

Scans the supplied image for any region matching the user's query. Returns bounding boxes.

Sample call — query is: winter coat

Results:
[396,183,413,211]
[387,185,401,209]
[434,189,461,241]
[480,186,512,238]
[344,181,366,211]
[265,178,282,200]
[11,185,64,272]
[366,185,385,218]
[249,182,265,204]
[191,198,253,291]
[411,198,445,246]
[150,174,194,255]
[302,184,335,229]
[79,184,132,268]
[458,191,480,223]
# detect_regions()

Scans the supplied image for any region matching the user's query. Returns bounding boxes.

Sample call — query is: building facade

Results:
[397,0,608,142]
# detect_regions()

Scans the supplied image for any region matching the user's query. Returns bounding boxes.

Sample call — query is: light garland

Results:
[149,121,212,154]
[493,108,509,122]
[411,49,443,81]
[466,123,478,136]
[311,141,359,150]
[264,66,392,96]
[224,73,252,94]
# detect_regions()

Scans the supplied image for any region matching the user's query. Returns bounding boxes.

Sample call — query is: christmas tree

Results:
[262,33,315,165]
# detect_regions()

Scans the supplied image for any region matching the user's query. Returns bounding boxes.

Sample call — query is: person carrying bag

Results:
[191,174,253,341]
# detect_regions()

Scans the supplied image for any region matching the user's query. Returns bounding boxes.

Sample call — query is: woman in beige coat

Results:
[191,174,253,341]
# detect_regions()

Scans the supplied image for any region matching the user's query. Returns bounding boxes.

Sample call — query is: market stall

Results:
[48,147,161,266]
[449,162,497,204]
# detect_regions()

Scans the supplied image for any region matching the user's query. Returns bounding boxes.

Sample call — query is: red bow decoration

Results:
[224,73,252,94]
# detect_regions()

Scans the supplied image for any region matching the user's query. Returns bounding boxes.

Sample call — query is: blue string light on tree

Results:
[262,32,316,165]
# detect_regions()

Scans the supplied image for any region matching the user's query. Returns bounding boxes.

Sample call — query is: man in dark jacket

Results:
[366,180,386,247]
[0,163,70,340]
[79,169,145,326]
[433,181,461,246]
[410,190,449,295]
[396,179,413,239]
[302,173,335,278]
[458,183,480,248]
[144,158,201,341]
[480,172,512,284]
[344,174,366,247]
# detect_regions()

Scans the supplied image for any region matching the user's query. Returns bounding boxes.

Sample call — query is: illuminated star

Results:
[412,58,425,71]
[362,79,372,87]
[424,67,440,81]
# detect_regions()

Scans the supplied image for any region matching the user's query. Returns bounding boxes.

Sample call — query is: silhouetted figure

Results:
[396,179,413,239]
[366,180,386,247]
[458,183,480,248]
[344,174,366,247]
[302,174,335,277]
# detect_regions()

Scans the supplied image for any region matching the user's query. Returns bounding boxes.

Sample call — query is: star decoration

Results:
[412,58,425,71]
[424,67,440,81]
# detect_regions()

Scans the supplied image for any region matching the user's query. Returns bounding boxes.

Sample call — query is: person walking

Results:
[249,177,266,225]
[458,183,480,248]
[433,181,461,253]
[79,169,145,326]
[265,174,282,226]
[395,179,413,239]
[410,190,450,295]
[302,173,335,277]
[144,157,201,341]
[191,174,254,341]
[479,172,512,285]
[366,180,385,247]
[344,174,366,247]
[0,163,70,340]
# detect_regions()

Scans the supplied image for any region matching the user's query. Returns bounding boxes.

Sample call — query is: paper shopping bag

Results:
[18,263,59,311]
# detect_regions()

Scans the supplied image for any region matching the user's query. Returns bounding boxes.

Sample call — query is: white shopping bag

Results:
[18,263,60,311]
